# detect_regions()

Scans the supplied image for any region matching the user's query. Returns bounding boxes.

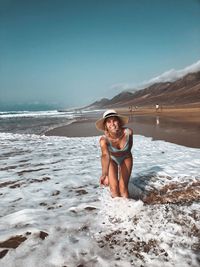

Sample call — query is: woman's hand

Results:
[99,138,110,187]
[100,175,109,186]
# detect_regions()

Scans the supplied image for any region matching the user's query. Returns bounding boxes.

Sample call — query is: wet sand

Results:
[45,110,200,148]
[129,115,200,148]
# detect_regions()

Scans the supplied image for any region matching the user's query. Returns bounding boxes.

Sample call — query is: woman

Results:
[95,109,133,198]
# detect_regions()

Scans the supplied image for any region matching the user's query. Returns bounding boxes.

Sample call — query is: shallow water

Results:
[0,109,102,135]
[0,132,199,267]
[128,115,200,148]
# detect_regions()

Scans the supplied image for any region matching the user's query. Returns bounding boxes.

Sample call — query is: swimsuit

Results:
[102,128,132,166]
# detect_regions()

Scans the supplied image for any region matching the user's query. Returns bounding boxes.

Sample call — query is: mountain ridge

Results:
[88,71,200,109]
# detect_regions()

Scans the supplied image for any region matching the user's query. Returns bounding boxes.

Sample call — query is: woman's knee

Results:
[119,183,129,198]
[119,179,128,197]
[109,184,120,198]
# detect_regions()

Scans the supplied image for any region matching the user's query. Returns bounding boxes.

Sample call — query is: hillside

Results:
[88,71,200,108]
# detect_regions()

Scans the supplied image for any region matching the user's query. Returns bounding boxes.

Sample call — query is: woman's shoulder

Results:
[99,135,107,144]
[124,127,133,135]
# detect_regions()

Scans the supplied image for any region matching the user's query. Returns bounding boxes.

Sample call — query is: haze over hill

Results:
[89,70,200,109]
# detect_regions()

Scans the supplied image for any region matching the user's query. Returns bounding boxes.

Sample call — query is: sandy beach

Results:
[45,107,200,148]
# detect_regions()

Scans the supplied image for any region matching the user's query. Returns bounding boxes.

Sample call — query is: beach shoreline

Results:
[45,107,200,149]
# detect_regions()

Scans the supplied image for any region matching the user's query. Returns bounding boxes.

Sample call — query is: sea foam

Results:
[0,132,199,267]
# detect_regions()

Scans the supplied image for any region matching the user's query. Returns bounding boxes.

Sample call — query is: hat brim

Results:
[95,114,129,131]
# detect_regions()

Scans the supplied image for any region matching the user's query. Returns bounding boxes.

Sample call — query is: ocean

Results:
[0,110,200,267]
[0,110,102,135]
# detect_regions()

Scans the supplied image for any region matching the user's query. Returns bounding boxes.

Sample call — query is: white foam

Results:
[0,133,199,267]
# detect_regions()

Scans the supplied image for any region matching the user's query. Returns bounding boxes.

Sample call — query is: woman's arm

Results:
[99,138,110,185]
[127,127,133,150]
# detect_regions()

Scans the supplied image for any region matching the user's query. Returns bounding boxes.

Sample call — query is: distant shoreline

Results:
[116,105,200,122]
[45,106,200,148]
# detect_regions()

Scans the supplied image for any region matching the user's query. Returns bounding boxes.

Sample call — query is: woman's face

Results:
[105,116,121,133]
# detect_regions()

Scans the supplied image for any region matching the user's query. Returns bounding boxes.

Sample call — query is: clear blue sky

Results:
[0,0,200,109]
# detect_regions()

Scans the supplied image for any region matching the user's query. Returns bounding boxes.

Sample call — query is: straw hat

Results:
[95,109,129,131]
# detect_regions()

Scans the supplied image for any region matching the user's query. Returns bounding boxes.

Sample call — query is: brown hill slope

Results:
[89,71,200,108]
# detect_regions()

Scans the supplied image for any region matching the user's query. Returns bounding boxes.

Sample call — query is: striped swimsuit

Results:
[102,128,132,165]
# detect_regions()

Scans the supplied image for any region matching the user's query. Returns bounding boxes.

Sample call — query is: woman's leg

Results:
[119,157,133,198]
[108,160,120,197]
